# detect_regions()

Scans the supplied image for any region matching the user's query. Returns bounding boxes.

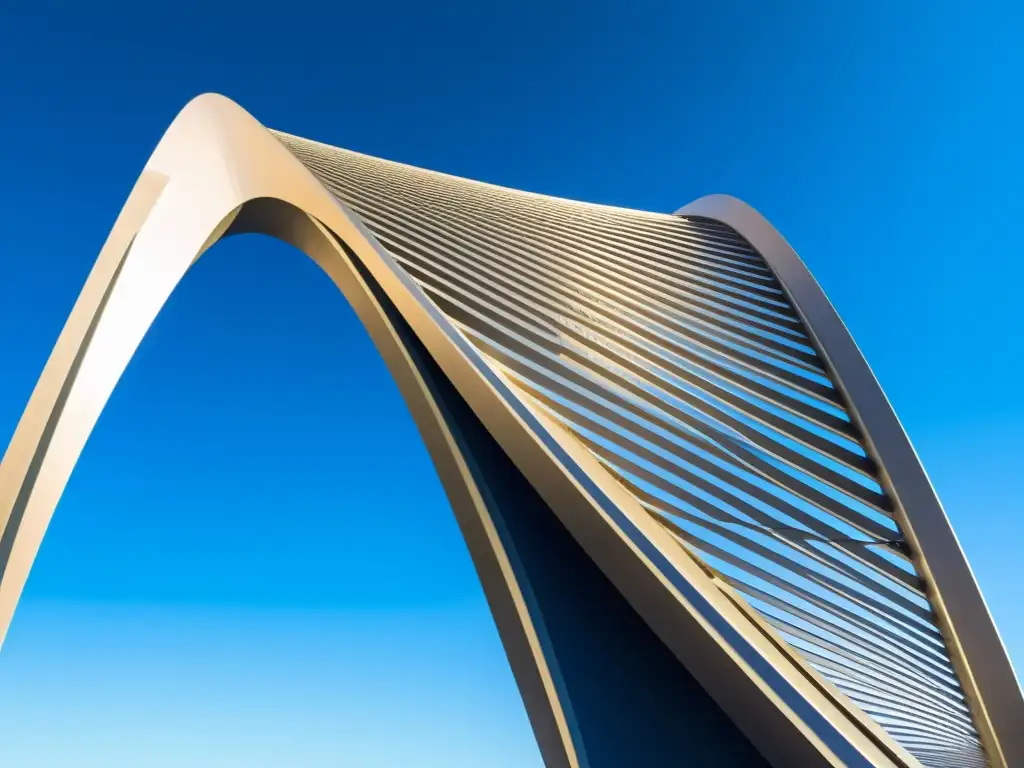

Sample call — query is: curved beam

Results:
[0,94,950,766]
[0,100,579,768]
[677,194,1024,768]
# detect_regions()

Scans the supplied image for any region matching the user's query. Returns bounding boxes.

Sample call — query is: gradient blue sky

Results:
[1,2,1022,765]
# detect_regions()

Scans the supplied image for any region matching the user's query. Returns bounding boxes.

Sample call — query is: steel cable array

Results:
[275,132,988,768]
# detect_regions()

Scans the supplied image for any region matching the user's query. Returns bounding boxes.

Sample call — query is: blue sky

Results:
[1,1,1022,765]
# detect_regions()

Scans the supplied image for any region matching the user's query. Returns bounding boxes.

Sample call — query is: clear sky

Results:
[1,1,1022,765]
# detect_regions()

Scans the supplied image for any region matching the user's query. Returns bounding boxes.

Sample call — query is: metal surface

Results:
[0,94,1018,767]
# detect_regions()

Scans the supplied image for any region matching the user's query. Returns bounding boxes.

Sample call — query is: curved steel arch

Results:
[676,195,1024,768]
[0,94,1019,768]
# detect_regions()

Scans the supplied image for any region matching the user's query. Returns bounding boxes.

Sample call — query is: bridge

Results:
[0,94,1019,767]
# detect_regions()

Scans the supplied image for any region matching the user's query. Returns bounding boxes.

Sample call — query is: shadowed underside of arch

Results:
[0,94,1021,768]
